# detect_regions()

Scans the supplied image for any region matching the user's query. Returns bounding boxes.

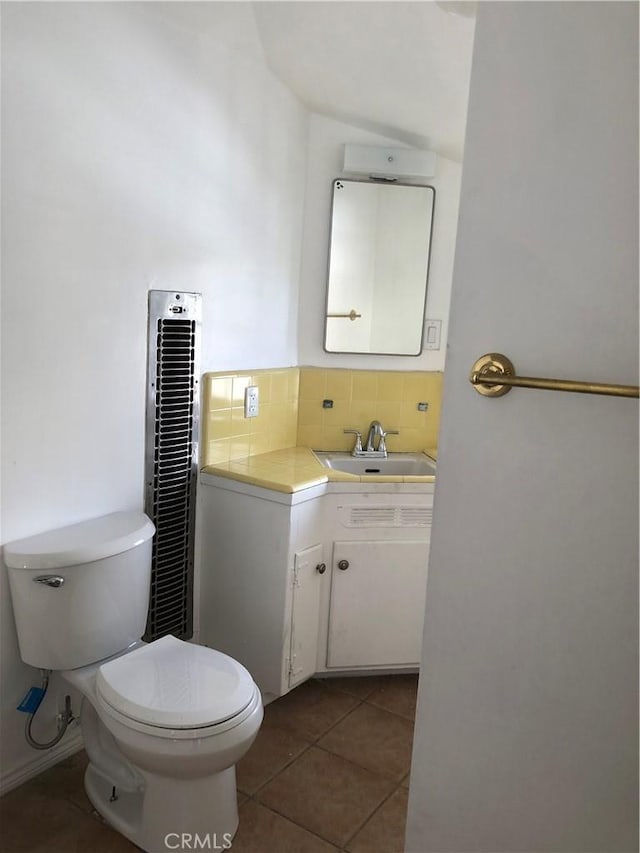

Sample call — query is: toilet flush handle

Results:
[33,575,65,588]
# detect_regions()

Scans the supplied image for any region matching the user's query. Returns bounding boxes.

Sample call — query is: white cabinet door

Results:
[327,540,428,668]
[288,544,325,688]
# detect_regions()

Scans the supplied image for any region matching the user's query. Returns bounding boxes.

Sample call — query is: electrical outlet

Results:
[244,385,259,418]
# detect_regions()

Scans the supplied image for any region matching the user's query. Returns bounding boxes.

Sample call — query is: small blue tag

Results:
[17,686,45,714]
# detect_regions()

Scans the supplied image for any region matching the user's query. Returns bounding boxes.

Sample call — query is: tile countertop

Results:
[201,446,437,495]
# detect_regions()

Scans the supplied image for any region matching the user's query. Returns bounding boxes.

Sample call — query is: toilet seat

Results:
[94,682,262,740]
[96,635,256,733]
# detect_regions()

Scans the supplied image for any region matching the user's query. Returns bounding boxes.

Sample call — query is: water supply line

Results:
[25,670,75,750]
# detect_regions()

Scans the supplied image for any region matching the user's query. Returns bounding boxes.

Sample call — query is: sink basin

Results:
[314,451,436,477]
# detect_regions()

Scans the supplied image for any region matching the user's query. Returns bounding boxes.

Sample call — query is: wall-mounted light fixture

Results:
[343,144,437,180]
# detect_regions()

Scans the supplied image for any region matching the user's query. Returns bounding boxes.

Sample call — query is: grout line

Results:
[312,677,382,703]
[242,686,399,848]
[246,697,364,798]
[250,729,407,848]
[312,740,410,786]
[317,675,419,723]
[362,696,417,724]
[247,679,417,797]
[241,685,365,798]
[243,797,342,850]
[311,695,367,741]
[246,680,416,849]
[340,778,408,851]
[240,737,316,798]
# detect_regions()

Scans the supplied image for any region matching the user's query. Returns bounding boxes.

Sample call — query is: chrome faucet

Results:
[343,429,363,455]
[365,420,385,452]
[344,421,399,457]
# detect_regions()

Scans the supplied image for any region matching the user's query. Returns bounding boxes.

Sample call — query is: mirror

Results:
[324,179,435,355]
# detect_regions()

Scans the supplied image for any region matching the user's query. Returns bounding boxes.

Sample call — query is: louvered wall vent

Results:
[341,506,433,528]
[144,291,201,642]
[400,507,433,527]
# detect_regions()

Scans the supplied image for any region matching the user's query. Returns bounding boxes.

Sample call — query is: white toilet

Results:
[5,511,263,853]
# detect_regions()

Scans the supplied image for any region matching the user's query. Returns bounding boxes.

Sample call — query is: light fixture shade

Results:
[343,144,437,179]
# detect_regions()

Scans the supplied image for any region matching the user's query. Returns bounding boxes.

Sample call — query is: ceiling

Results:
[252,1,476,162]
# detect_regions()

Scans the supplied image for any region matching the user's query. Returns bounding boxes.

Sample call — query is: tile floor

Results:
[0,674,417,853]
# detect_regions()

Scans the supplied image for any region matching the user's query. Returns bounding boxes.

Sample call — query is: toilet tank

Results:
[4,512,155,670]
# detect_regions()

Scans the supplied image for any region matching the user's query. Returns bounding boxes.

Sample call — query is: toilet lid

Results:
[96,635,256,729]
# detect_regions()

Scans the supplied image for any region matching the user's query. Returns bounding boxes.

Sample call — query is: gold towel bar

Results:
[470,353,639,399]
[326,309,361,321]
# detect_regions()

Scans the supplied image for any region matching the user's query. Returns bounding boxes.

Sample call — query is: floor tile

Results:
[257,746,395,847]
[366,674,419,720]
[0,787,102,852]
[346,787,409,853]
[313,675,387,700]
[31,749,94,815]
[236,721,311,794]
[46,812,141,852]
[231,800,338,852]
[318,703,414,781]
[0,676,414,853]
[263,680,358,742]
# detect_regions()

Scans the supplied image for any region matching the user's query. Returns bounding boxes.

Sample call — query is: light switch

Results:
[424,319,441,350]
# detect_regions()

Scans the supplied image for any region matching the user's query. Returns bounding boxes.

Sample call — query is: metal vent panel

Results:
[144,291,201,642]
[340,506,433,528]
[400,507,433,527]
[348,507,398,527]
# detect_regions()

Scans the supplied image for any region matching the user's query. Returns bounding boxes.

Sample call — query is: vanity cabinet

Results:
[326,540,428,668]
[198,473,433,702]
[198,473,326,704]
[315,488,432,677]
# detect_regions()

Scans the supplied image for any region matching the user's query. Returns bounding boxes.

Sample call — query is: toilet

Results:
[4,511,263,853]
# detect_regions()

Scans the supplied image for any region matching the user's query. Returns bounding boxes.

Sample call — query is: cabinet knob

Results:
[316,562,326,574]
[337,559,349,571]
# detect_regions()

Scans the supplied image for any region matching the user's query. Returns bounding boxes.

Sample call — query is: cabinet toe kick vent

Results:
[144,291,201,642]
[342,506,433,528]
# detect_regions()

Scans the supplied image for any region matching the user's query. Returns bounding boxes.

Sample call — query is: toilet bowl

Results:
[4,511,263,852]
[64,635,263,851]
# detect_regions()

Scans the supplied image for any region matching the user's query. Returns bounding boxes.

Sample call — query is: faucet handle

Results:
[378,429,399,454]
[344,429,363,454]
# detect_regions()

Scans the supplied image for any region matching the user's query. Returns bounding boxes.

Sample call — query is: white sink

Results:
[314,451,436,476]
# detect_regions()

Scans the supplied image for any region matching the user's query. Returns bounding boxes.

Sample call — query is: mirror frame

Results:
[323,178,436,356]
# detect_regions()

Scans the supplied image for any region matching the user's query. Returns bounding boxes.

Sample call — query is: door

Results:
[406,4,638,852]
[326,540,428,668]
[288,544,324,689]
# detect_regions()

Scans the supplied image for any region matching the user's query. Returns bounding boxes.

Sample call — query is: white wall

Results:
[0,1,307,791]
[297,112,461,370]
[406,2,638,851]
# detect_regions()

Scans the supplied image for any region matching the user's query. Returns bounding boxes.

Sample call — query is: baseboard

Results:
[0,728,84,796]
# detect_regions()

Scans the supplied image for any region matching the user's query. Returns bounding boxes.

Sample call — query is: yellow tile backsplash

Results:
[201,366,443,467]
[296,368,443,453]
[202,368,299,466]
